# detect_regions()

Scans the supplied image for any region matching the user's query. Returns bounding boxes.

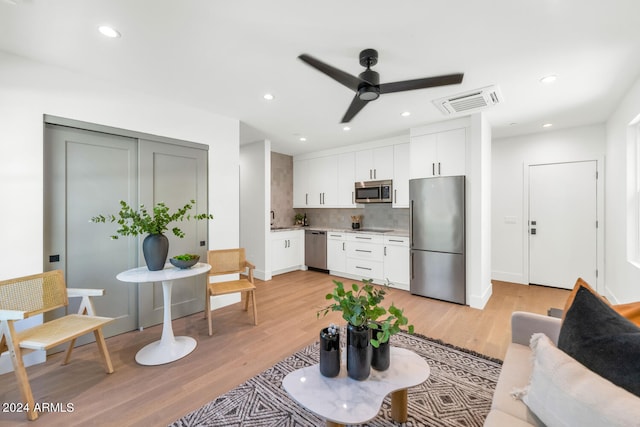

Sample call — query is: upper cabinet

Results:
[294,154,349,208]
[392,143,409,208]
[355,146,394,181]
[410,128,466,179]
[337,152,356,207]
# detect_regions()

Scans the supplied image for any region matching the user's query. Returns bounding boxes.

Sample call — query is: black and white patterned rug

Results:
[170,332,502,426]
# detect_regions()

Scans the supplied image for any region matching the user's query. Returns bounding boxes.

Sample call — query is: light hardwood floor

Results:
[0,270,570,426]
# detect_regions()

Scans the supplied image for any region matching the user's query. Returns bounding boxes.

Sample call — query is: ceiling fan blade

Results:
[298,54,362,91]
[341,95,369,123]
[379,73,464,94]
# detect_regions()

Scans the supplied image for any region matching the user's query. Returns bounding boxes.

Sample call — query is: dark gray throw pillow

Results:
[558,286,640,397]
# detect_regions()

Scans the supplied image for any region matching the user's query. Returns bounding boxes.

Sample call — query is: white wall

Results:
[240,140,271,279]
[605,74,640,304]
[0,51,240,370]
[491,124,606,288]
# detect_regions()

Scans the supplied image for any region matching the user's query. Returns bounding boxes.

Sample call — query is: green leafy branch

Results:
[91,200,213,239]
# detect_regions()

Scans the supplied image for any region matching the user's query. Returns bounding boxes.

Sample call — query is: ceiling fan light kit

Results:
[298,48,464,123]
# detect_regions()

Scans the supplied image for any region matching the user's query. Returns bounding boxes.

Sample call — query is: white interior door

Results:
[529,161,597,289]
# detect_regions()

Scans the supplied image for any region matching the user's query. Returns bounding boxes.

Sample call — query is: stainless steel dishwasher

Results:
[305,230,327,272]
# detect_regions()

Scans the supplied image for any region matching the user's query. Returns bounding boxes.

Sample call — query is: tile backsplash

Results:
[270,152,296,227]
[294,204,409,231]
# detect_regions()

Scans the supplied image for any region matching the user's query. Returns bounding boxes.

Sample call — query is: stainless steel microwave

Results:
[354,180,393,203]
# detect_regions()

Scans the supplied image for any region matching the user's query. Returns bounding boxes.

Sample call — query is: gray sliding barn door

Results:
[44,123,210,337]
[137,139,209,328]
[44,124,139,337]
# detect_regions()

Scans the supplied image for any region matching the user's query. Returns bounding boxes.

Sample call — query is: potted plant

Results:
[370,303,414,370]
[318,279,413,377]
[319,323,340,377]
[317,279,381,380]
[294,213,305,225]
[91,200,213,271]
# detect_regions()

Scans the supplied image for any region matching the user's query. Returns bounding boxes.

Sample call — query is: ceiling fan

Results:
[298,49,464,123]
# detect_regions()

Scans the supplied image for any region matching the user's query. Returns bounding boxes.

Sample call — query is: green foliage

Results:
[317,279,413,347]
[173,253,199,261]
[91,200,213,239]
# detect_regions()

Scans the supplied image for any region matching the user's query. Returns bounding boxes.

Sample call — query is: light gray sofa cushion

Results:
[522,333,640,427]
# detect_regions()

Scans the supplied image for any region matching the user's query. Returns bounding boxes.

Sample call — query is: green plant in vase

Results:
[91,199,213,271]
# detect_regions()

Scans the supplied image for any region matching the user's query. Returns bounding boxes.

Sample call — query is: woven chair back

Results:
[0,270,68,318]
[207,248,247,276]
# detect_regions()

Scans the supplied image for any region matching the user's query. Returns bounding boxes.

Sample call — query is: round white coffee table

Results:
[116,263,211,365]
[283,346,430,426]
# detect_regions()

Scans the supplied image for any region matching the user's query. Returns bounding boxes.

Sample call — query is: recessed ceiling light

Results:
[299,137,307,142]
[263,93,274,101]
[98,25,121,38]
[401,111,411,117]
[540,74,557,84]
[543,123,553,128]
[343,126,351,131]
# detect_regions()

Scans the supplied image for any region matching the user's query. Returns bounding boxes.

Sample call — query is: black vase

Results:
[371,339,390,371]
[142,234,169,271]
[346,323,371,381]
[319,328,341,377]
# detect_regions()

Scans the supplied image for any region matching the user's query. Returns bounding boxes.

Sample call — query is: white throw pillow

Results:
[517,333,640,427]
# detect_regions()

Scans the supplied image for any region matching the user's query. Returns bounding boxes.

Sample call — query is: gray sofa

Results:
[484,311,561,426]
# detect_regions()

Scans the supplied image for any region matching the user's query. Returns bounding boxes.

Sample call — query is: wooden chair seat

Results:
[17,314,114,350]
[207,279,255,296]
[0,270,114,421]
[206,248,258,336]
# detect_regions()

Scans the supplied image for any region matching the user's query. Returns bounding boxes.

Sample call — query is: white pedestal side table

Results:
[283,346,430,426]
[116,262,211,365]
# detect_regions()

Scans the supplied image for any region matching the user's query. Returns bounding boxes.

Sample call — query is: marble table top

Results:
[282,347,430,425]
[116,262,211,283]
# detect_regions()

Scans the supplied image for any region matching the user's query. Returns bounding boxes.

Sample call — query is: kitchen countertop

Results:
[270,226,409,237]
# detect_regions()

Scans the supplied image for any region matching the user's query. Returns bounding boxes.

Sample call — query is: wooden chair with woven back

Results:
[0,270,114,421]
[205,248,258,336]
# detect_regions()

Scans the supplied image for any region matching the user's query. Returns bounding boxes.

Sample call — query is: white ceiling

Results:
[2,0,640,155]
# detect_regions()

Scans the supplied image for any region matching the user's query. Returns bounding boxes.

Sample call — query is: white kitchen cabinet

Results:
[355,146,394,181]
[337,152,356,207]
[271,230,304,275]
[345,233,384,281]
[383,235,410,290]
[293,159,309,208]
[294,156,338,207]
[410,128,466,178]
[392,143,409,208]
[327,232,347,272]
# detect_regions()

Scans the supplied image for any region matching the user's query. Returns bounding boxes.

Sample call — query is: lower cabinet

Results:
[271,230,305,275]
[383,236,410,290]
[327,232,347,272]
[327,233,409,291]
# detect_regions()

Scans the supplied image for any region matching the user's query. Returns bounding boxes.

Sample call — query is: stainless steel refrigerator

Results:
[410,176,466,304]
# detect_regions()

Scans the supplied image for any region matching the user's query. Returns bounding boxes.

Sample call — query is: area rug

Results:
[170,332,502,426]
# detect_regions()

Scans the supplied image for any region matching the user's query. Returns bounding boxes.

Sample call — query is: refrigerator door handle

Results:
[409,199,414,247]
[411,252,414,279]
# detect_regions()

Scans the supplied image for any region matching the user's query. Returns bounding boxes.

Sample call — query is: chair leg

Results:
[243,291,249,311]
[251,290,258,325]
[204,285,209,319]
[63,338,76,365]
[2,321,38,420]
[207,290,214,336]
[93,329,114,374]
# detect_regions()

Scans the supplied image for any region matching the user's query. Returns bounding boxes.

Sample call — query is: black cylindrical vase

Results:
[347,323,371,381]
[142,234,169,271]
[371,340,390,371]
[319,328,341,377]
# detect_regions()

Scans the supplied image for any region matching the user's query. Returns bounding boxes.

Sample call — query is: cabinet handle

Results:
[355,236,372,240]
[370,169,373,179]
[352,191,354,204]
[305,193,308,205]
[438,162,441,175]
[394,189,397,204]
[356,266,372,271]
[384,246,387,256]
[355,249,372,253]
[374,169,377,179]
[389,239,404,243]
[342,242,345,251]
[432,163,435,175]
